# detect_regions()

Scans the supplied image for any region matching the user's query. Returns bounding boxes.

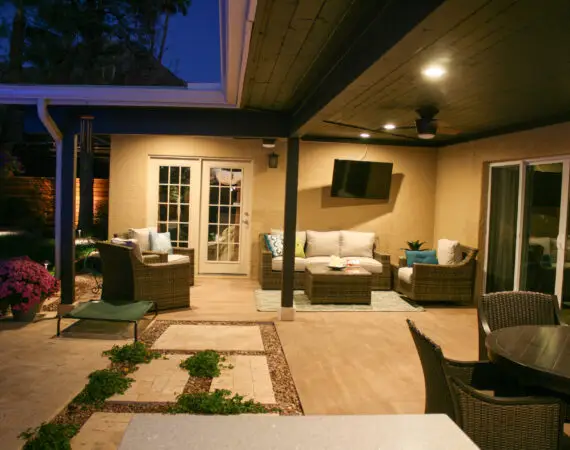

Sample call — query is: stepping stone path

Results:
[108,355,188,403]
[71,412,133,449]
[211,355,276,404]
[152,324,265,351]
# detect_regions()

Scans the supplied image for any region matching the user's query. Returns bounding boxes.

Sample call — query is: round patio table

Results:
[486,325,570,396]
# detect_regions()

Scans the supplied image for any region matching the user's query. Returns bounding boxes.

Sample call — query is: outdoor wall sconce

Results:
[268,152,279,169]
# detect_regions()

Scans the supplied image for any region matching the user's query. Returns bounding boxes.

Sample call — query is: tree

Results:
[157,0,191,63]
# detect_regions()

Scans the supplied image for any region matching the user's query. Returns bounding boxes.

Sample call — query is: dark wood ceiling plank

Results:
[241,0,274,107]
[271,0,359,109]
[246,0,299,108]
[258,0,330,108]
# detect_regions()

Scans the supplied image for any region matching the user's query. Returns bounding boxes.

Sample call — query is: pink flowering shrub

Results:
[0,257,60,312]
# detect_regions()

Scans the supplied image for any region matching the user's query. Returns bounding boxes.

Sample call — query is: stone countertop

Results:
[119,414,477,450]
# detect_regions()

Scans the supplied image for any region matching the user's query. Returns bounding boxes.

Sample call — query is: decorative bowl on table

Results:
[328,256,346,271]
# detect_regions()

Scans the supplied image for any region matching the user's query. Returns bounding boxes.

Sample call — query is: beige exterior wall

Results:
[433,122,570,295]
[109,136,438,277]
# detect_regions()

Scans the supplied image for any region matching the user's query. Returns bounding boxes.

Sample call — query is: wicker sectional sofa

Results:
[259,230,391,291]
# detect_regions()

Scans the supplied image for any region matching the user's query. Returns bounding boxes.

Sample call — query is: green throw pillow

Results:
[295,239,305,258]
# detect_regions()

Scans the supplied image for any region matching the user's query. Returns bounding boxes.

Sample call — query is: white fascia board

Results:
[0,83,230,107]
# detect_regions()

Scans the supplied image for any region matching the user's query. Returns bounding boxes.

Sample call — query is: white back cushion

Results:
[437,239,461,265]
[339,230,375,258]
[305,231,340,257]
[128,227,151,252]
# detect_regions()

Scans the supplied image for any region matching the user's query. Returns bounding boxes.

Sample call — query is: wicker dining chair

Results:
[479,291,564,336]
[407,319,505,419]
[449,376,566,450]
[407,319,567,449]
[96,242,190,311]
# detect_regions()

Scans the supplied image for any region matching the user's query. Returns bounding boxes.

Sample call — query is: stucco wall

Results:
[433,122,570,295]
[109,136,438,277]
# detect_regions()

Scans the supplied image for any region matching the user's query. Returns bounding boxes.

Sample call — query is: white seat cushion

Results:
[340,231,375,258]
[167,254,190,264]
[398,267,414,284]
[345,256,383,274]
[437,239,461,265]
[271,257,306,272]
[305,256,331,266]
[306,231,340,257]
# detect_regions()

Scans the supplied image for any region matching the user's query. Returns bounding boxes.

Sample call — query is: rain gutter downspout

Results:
[37,99,63,277]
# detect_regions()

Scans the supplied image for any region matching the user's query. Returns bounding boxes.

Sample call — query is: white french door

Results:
[147,158,201,250]
[199,160,252,275]
[147,157,252,276]
[484,157,570,307]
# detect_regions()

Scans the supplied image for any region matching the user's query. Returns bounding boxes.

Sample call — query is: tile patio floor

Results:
[0,277,482,449]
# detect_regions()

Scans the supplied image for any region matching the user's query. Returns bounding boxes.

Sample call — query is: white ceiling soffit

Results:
[0,0,256,108]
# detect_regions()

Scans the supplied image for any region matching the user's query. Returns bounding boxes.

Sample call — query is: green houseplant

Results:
[0,256,59,321]
[406,240,426,251]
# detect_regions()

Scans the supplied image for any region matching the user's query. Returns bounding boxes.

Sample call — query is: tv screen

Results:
[331,159,393,199]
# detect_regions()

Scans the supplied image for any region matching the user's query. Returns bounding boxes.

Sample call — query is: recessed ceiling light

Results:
[360,132,370,138]
[384,123,396,130]
[422,65,446,79]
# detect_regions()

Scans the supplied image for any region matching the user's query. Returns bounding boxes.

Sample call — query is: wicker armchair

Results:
[142,247,195,287]
[397,246,478,303]
[479,291,564,336]
[449,377,565,450]
[96,242,190,311]
[407,319,566,450]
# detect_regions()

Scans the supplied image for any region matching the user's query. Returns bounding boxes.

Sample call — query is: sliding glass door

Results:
[485,159,570,309]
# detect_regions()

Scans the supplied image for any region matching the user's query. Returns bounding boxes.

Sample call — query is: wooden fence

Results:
[0,176,109,226]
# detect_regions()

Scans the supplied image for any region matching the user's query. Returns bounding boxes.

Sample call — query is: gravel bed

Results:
[183,376,212,394]
[260,324,303,415]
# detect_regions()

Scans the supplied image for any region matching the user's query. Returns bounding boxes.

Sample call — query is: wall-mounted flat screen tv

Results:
[331,159,393,199]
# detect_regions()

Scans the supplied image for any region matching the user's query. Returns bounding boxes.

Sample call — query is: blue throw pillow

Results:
[265,233,283,257]
[150,231,173,255]
[406,250,438,267]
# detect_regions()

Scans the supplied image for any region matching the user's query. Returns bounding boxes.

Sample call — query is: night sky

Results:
[0,0,221,84]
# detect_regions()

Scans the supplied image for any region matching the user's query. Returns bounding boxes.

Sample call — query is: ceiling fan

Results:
[324,106,460,140]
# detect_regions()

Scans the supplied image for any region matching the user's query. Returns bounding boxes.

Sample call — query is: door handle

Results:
[242,219,249,225]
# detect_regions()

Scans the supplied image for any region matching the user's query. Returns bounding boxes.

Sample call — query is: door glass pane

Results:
[486,165,520,293]
[562,201,570,314]
[520,163,563,294]
[154,163,192,249]
[206,166,242,262]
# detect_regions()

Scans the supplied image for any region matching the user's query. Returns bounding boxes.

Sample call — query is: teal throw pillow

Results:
[265,233,283,257]
[150,231,173,255]
[406,250,437,267]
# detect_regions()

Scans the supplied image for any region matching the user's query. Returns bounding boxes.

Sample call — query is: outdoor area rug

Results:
[255,290,424,312]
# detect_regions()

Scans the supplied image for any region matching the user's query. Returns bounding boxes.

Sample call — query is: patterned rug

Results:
[255,290,424,312]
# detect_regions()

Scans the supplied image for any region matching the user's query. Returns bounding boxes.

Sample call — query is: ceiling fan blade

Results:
[323,120,376,133]
[436,120,461,135]
[380,130,421,140]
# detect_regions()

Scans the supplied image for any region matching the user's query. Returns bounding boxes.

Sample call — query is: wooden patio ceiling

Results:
[241,0,570,146]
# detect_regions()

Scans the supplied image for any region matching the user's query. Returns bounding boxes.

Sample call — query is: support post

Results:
[280,137,299,321]
[78,116,94,235]
[57,133,77,310]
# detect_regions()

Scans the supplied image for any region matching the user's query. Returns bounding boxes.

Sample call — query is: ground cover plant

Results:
[168,389,270,415]
[179,350,232,378]
[19,423,79,450]
[103,341,162,366]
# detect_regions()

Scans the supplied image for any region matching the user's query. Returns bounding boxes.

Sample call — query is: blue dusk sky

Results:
[0,0,221,84]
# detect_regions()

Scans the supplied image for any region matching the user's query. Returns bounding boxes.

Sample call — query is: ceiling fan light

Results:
[415,118,437,140]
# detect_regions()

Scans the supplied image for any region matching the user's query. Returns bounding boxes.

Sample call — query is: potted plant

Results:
[0,256,60,322]
[406,240,426,251]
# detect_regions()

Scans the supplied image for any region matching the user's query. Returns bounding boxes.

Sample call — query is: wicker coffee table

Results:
[305,265,371,304]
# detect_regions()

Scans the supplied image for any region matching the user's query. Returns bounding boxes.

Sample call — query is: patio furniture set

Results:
[410,291,570,450]
[260,230,478,305]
